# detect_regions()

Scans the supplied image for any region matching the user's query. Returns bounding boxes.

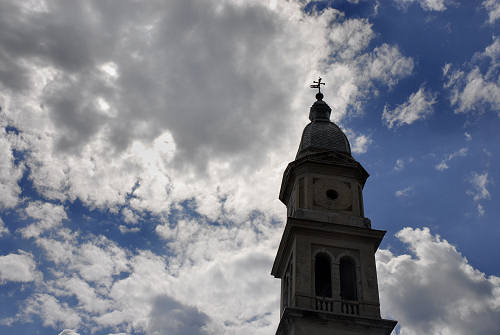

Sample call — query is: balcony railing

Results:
[315,296,334,312]
[341,300,360,315]
[313,296,360,315]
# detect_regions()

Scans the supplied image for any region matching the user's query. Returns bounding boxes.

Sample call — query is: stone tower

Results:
[271,90,397,335]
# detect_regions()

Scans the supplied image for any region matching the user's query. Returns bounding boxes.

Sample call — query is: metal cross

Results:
[310,77,325,93]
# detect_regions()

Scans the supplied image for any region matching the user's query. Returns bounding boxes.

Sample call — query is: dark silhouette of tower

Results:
[271,85,397,335]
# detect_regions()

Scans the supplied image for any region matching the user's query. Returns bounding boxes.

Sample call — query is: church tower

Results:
[271,81,397,335]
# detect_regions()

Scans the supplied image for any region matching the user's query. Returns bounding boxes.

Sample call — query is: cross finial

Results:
[310,77,325,93]
[310,77,326,100]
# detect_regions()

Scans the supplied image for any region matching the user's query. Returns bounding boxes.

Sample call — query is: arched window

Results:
[340,257,357,301]
[315,253,332,297]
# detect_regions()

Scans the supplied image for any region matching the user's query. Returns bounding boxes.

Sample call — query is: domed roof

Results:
[296,97,351,159]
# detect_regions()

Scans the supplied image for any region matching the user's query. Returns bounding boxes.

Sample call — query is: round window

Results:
[326,189,338,200]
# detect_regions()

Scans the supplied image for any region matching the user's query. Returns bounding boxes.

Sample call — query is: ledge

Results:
[275,307,397,335]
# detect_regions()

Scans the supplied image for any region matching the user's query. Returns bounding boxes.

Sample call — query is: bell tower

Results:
[271,82,397,335]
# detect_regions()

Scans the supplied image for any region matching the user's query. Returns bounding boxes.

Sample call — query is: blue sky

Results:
[0,1,499,334]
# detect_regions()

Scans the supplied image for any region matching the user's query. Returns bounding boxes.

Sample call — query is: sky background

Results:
[0,0,499,334]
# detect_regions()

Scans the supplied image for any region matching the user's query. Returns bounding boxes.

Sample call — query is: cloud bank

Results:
[378,227,500,335]
[0,0,414,224]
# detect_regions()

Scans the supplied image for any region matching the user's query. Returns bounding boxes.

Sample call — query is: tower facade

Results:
[271,91,397,335]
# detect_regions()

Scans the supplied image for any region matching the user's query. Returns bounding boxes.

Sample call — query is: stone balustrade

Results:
[314,296,360,316]
[341,300,360,315]
[315,296,334,312]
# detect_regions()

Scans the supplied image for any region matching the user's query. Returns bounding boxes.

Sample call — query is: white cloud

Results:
[394,157,414,171]
[467,172,490,216]
[377,227,500,335]
[34,232,130,291]
[0,251,38,283]
[35,236,76,265]
[22,294,81,329]
[121,207,140,224]
[118,225,141,234]
[393,0,449,11]
[351,134,372,154]
[344,129,373,154]
[0,125,24,209]
[467,172,490,202]
[442,62,451,76]
[395,186,413,197]
[361,43,414,87]
[435,161,449,171]
[449,67,500,113]
[383,86,437,128]
[483,0,500,24]
[329,18,375,60]
[484,37,500,63]
[54,277,112,314]
[70,238,129,287]
[20,201,67,238]
[465,131,472,141]
[445,38,500,114]
[0,217,8,236]
[435,147,468,171]
[477,203,486,216]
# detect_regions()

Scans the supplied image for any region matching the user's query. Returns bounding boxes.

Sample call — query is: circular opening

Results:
[326,189,338,200]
